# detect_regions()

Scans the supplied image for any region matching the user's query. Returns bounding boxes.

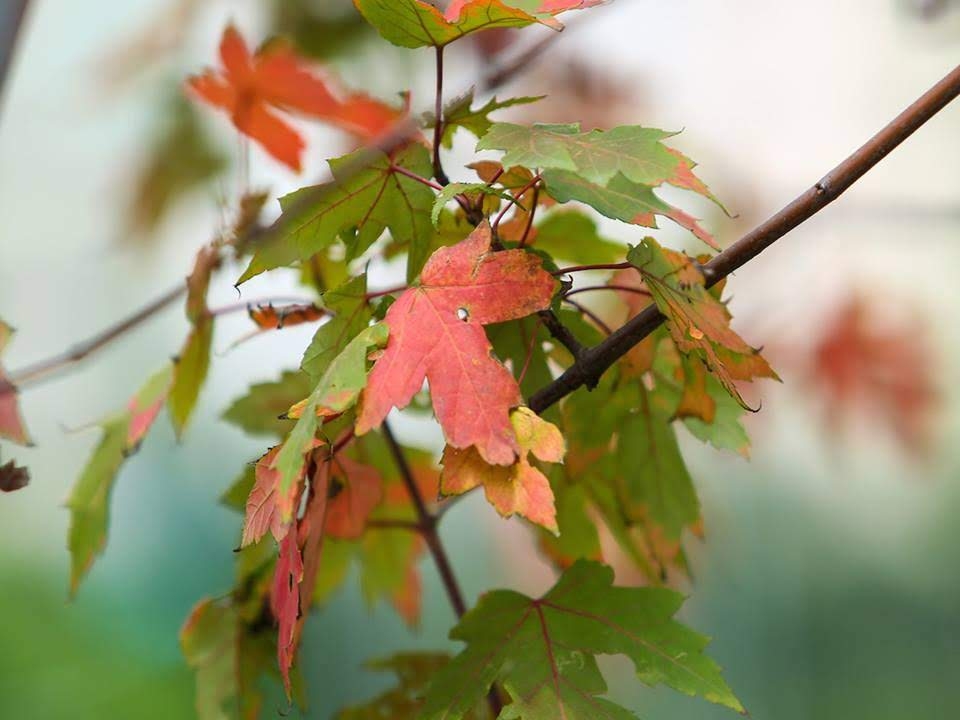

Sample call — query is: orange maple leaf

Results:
[187,25,402,171]
[356,222,558,465]
[441,406,565,532]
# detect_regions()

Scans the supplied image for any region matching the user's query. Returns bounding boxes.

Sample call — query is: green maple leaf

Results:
[337,653,470,720]
[301,274,372,383]
[273,323,388,521]
[532,209,625,265]
[421,559,744,719]
[67,366,173,594]
[238,145,434,285]
[438,91,542,148]
[222,370,313,438]
[615,382,700,539]
[168,314,213,436]
[479,123,686,187]
[545,169,719,250]
[353,0,590,49]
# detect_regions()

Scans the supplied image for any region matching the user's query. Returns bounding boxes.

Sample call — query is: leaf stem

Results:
[518,184,540,248]
[391,163,445,191]
[564,284,652,299]
[493,174,541,231]
[563,299,613,336]
[552,262,634,276]
[365,285,408,301]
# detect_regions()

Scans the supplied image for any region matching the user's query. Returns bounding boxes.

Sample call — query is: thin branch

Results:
[365,285,408,301]
[10,283,186,387]
[564,284,651,299]
[537,310,586,358]
[493,174,541,231]
[562,299,612,336]
[518,184,540,248]
[381,421,465,616]
[530,62,960,414]
[433,46,450,186]
[391,163,445,191]
[553,262,633,276]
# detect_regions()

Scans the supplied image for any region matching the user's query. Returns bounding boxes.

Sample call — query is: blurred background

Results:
[1,0,960,718]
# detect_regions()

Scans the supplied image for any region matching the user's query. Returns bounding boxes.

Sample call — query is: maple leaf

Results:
[240,444,321,548]
[436,91,542,149]
[805,295,937,455]
[354,0,604,49]
[615,382,700,539]
[532,209,625,265]
[337,653,468,720]
[0,457,29,493]
[0,320,31,446]
[247,303,326,330]
[169,245,218,437]
[274,323,388,522]
[440,407,564,532]
[272,527,304,694]
[222,370,313,438]
[180,599,241,720]
[628,237,778,408]
[546,169,719,250]
[357,222,558,465]
[326,455,384,539]
[301,275,372,383]
[477,122,723,249]
[67,366,173,594]
[237,145,435,285]
[187,25,402,170]
[420,559,744,719]
[128,96,226,237]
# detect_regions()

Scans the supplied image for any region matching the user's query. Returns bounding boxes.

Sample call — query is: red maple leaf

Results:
[356,222,557,465]
[187,25,402,171]
[271,527,304,693]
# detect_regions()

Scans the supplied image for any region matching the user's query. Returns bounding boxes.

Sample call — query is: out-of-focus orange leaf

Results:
[187,25,403,171]
[248,303,326,330]
[807,295,937,456]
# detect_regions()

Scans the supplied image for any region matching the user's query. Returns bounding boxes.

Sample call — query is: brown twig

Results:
[538,310,586,358]
[552,262,633,276]
[530,62,960,413]
[10,283,187,387]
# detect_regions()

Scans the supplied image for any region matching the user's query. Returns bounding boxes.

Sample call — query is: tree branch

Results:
[529,62,960,414]
[380,421,466,617]
[10,283,186,388]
